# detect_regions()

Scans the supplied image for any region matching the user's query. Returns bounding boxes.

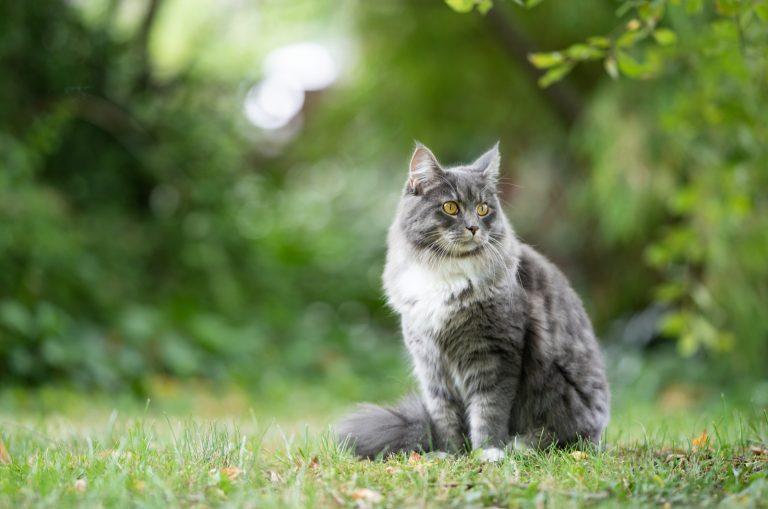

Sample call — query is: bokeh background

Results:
[1,0,766,423]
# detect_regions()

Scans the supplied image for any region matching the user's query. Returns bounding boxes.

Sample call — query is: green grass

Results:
[1,381,767,509]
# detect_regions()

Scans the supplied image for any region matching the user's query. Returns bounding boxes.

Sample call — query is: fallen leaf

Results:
[571,451,589,461]
[408,451,422,464]
[351,488,383,505]
[692,430,709,449]
[74,478,87,493]
[221,466,242,481]
[0,439,11,465]
[750,445,767,456]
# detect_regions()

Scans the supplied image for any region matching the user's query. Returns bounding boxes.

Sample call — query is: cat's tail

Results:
[335,393,435,459]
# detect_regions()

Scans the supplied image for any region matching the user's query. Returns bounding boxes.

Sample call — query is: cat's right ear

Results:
[408,143,442,195]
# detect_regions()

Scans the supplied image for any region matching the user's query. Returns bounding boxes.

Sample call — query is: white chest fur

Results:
[385,256,489,335]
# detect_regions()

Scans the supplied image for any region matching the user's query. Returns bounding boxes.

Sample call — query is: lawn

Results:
[1,372,767,509]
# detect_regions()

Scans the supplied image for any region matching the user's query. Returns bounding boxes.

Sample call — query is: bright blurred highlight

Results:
[245,42,339,130]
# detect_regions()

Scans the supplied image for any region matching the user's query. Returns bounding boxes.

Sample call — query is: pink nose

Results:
[466,226,478,236]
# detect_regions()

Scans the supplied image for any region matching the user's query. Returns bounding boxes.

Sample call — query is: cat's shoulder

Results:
[516,243,572,293]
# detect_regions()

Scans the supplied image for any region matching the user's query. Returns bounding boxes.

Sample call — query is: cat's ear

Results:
[408,142,443,194]
[473,142,501,187]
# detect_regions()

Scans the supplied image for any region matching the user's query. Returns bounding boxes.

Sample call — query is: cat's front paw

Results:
[478,447,505,463]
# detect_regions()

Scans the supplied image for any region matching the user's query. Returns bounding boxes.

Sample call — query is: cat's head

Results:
[395,142,507,260]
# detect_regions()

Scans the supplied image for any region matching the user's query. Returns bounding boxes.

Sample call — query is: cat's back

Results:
[514,242,608,395]
[516,244,592,327]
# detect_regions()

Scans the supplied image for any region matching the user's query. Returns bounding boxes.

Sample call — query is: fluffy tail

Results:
[335,393,435,459]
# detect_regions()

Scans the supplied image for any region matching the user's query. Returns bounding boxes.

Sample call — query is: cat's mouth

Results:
[430,239,485,258]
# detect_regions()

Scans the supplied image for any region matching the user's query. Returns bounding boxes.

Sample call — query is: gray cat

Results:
[336,143,610,461]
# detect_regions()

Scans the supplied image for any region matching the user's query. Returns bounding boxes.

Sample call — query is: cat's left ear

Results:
[473,142,501,187]
[408,143,443,194]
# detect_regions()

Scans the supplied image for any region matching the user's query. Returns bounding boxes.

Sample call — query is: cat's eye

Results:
[442,201,459,215]
[476,203,490,216]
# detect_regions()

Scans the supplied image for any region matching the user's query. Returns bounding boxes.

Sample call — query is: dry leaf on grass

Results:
[571,451,589,461]
[0,439,11,465]
[221,466,242,481]
[74,478,87,493]
[407,451,422,464]
[750,445,767,456]
[692,430,709,449]
[351,488,383,506]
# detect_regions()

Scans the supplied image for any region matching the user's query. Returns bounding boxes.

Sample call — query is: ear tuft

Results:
[474,142,501,187]
[408,143,442,193]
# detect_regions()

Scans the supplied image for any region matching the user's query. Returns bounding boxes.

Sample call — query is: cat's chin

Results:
[446,242,484,258]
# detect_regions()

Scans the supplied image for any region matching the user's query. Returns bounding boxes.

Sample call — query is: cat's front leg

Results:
[465,372,516,461]
[410,353,465,452]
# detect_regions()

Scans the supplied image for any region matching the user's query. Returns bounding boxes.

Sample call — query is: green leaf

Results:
[656,282,685,303]
[616,2,635,16]
[615,50,661,78]
[661,310,689,336]
[617,30,646,49]
[685,0,703,13]
[616,51,645,77]
[565,43,604,60]
[588,36,611,49]
[653,28,678,46]
[538,62,575,88]
[638,2,665,22]
[445,0,494,14]
[644,243,669,267]
[528,51,564,69]
[445,0,475,13]
[477,0,493,14]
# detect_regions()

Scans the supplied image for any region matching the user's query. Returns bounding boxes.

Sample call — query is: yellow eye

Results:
[442,201,459,215]
[476,203,489,216]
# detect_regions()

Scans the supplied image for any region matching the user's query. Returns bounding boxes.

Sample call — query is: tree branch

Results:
[135,0,163,92]
[485,6,583,126]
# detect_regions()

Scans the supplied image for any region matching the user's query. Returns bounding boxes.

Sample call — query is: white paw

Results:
[478,447,505,463]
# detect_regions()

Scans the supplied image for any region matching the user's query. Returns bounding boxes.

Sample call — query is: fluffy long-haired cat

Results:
[337,143,610,461]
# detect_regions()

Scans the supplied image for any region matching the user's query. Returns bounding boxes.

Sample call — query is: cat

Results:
[336,143,610,462]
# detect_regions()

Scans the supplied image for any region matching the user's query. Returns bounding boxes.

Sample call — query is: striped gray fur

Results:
[336,143,610,459]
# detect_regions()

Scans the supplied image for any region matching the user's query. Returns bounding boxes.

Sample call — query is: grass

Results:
[1,379,767,509]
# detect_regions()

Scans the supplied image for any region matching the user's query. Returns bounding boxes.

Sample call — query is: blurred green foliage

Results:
[529,0,768,370]
[0,0,765,392]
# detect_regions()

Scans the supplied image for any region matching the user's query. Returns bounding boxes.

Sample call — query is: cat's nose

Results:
[466,225,479,236]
